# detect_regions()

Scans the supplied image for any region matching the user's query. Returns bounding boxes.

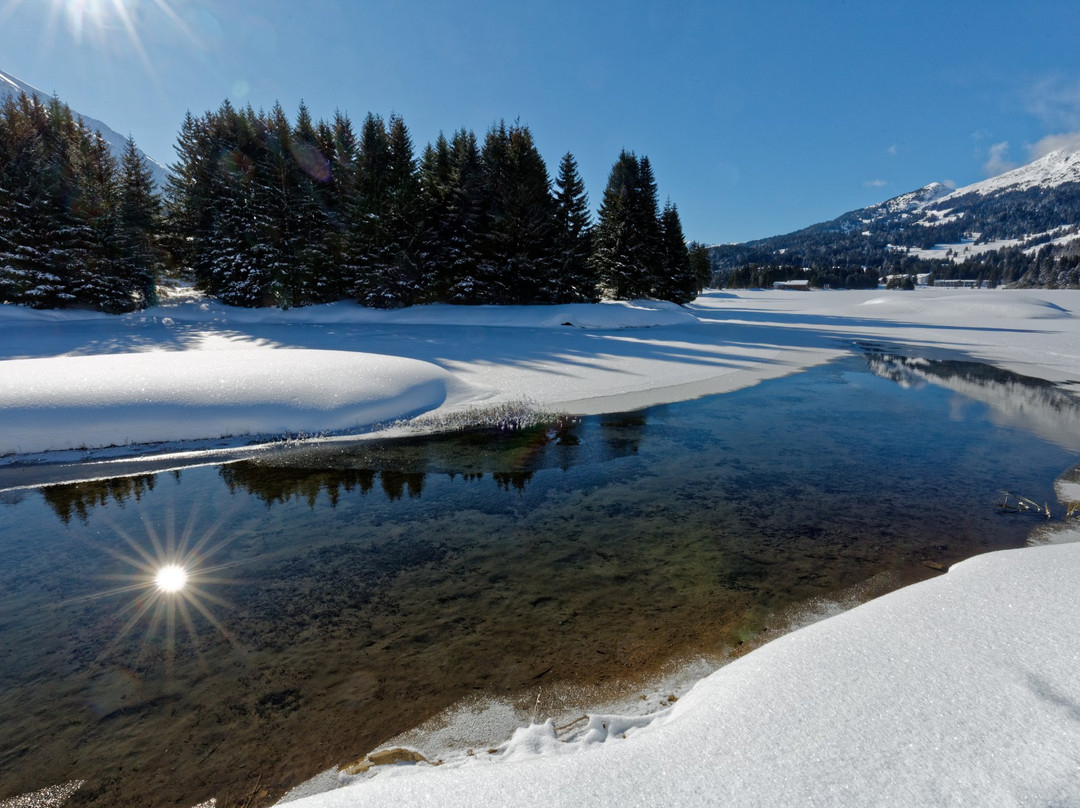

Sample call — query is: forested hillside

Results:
[711,151,1080,290]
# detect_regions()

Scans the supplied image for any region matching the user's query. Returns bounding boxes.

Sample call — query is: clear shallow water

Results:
[1,352,1077,807]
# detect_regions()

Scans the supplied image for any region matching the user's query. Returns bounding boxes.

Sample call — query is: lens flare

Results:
[154,563,188,593]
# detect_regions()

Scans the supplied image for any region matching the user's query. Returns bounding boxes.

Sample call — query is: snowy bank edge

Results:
[0,350,456,456]
[281,540,1080,807]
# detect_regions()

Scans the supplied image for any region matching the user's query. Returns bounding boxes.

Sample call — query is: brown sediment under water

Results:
[1,351,1079,807]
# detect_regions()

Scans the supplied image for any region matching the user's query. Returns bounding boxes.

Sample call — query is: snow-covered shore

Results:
[5,286,1080,461]
[281,539,1080,808]
[4,287,1080,807]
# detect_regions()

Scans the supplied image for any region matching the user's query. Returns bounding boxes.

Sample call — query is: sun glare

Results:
[21,0,197,82]
[154,563,188,593]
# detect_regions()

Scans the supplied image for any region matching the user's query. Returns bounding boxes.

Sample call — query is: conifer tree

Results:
[287,100,333,305]
[688,242,712,292]
[654,201,696,303]
[207,102,271,306]
[591,150,651,299]
[480,121,557,303]
[382,113,422,300]
[423,128,487,304]
[349,112,422,307]
[416,133,456,301]
[0,93,160,310]
[633,156,664,294]
[351,112,393,304]
[552,152,595,302]
[116,136,163,308]
[0,93,59,306]
[164,110,214,287]
[71,128,123,311]
[323,111,359,301]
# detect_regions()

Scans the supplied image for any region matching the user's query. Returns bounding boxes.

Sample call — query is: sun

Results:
[13,0,198,79]
[1,0,198,83]
[55,0,140,44]
[154,563,188,593]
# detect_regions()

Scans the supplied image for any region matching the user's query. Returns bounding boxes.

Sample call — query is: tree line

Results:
[0,93,161,311]
[0,93,708,312]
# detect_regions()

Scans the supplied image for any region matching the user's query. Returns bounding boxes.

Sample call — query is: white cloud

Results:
[1025,75,1080,129]
[983,141,1017,177]
[1028,131,1080,159]
[886,145,899,156]
[863,179,888,188]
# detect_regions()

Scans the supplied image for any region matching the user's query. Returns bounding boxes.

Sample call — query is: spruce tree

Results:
[480,121,557,304]
[654,201,695,304]
[591,150,649,299]
[287,100,332,306]
[71,128,123,311]
[351,112,392,305]
[116,136,162,308]
[165,110,215,288]
[416,133,456,302]
[552,151,595,302]
[382,113,421,301]
[322,111,359,301]
[0,93,57,306]
[350,112,421,307]
[634,156,664,294]
[429,128,487,304]
[688,242,712,292]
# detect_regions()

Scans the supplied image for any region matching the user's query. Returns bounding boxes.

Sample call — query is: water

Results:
[1,352,1077,807]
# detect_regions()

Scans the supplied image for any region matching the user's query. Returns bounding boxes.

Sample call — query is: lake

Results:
[1,350,1077,807]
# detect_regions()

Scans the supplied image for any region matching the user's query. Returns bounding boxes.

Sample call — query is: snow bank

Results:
[282,542,1080,807]
[0,349,452,455]
[858,293,1072,320]
[133,290,696,329]
[6,287,1080,462]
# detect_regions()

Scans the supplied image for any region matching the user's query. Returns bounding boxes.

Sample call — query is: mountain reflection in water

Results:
[864,352,1080,452]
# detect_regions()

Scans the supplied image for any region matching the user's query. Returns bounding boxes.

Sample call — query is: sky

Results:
[3,0,1080,245]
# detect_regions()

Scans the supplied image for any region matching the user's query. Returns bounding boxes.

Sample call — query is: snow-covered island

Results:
[3,287,1080,807]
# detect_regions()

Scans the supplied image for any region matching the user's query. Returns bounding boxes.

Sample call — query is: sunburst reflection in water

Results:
[57,492,253,670]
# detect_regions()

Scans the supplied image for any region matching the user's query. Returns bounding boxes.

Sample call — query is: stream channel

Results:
[1,348,1079,807]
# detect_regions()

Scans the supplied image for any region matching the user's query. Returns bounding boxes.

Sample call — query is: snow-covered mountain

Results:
[945,148,1080,197]
[0,68,170,190]
[709,146,1080,285]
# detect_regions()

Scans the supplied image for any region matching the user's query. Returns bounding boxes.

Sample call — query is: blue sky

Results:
[3,0,1080,244]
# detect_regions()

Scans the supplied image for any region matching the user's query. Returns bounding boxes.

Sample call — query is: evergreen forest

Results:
[0,94,709,312]
[0,93,161,311]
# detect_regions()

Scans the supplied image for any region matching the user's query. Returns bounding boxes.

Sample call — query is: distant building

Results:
[935,279,980,288]
[773,280,811,290]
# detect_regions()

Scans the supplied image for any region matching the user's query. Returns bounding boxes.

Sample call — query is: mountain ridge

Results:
[710,147,1080,288]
